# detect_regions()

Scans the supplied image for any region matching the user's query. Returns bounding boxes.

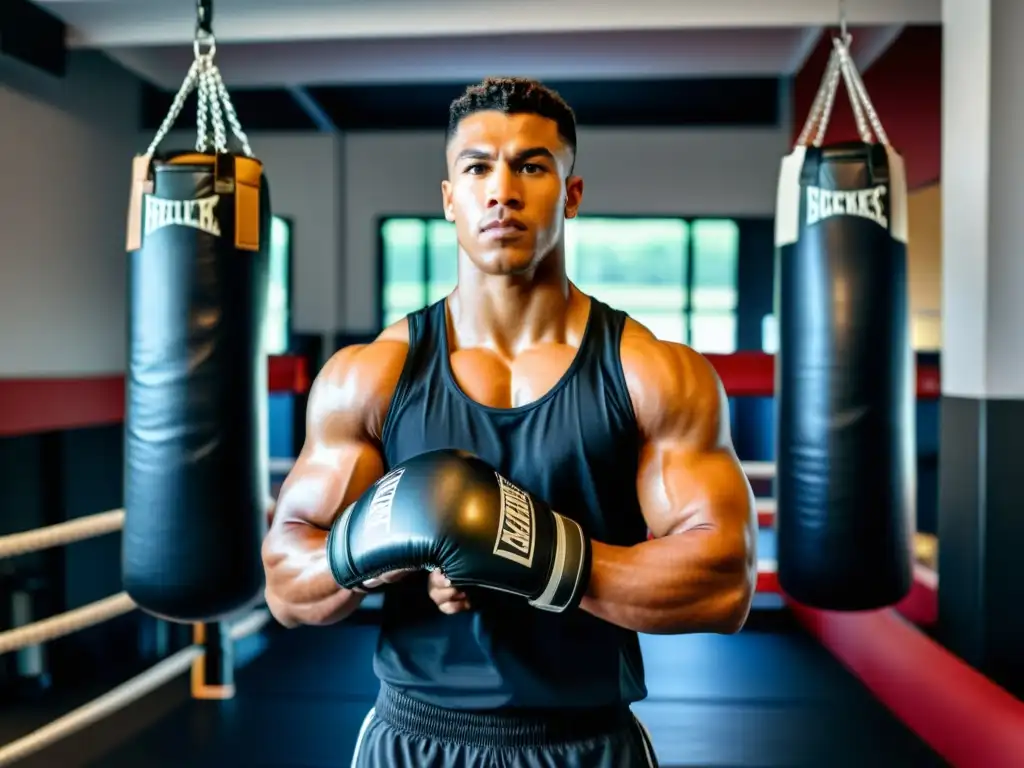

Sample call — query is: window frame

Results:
[375,213,742,348]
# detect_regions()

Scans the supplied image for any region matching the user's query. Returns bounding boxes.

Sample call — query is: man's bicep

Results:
[273,345,393,532]
[631,341,753,539]
[275,440,385,532]
[637,437,753,541]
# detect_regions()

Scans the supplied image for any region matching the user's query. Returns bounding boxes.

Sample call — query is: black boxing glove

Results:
[326,449,591,613]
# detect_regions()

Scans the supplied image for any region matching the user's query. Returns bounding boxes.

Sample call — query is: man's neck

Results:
[447,254,584,358]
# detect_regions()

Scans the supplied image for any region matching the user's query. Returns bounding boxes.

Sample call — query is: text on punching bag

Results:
[145,195,222,238]
[806,185,888,229]
[493,475,536,568]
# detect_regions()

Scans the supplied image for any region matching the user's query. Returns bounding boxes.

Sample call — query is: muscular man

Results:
[262,77,757,767]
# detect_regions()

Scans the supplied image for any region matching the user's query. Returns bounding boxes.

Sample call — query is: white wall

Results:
[0,51,141,376]
[341,126,791,332]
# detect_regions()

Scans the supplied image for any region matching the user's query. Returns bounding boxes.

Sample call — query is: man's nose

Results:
[486,164,523,209]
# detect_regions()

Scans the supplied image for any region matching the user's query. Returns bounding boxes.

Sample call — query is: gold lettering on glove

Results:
[493,474,535,568]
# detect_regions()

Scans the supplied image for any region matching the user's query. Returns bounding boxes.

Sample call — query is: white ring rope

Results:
[0,510,124,559]
[743,461,776,480]
[0,592,136,656]
[268,456,295,474]
[0,610,271,767]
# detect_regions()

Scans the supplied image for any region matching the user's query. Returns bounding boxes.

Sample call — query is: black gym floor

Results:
[11,617,947,767]
[8,528,947,768]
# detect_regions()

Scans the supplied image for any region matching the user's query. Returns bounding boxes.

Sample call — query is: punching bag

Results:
[773,36,914,611]
[122,151,270,623]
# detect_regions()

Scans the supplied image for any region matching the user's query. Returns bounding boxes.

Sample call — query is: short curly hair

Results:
[447,77,577,170]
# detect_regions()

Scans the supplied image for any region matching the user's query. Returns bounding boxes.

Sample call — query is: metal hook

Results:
[196,0,214,38]
[839,0,849,44]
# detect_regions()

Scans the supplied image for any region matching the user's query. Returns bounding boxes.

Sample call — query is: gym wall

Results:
[907,183,942,350]
[0,50,141,377]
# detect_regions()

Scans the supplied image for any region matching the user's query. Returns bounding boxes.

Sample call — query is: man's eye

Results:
[521,164,544,174]
[465,164,487,174]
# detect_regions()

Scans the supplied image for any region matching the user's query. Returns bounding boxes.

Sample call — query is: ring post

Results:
[191,621,235,700]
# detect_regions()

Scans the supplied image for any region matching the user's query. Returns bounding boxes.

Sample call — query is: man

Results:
[262,77,757,767]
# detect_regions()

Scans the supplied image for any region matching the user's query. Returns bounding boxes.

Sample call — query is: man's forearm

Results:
[579,533,754,635]
[263,522,366,628]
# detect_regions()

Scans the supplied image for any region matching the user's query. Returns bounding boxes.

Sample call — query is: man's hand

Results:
[325,449,591,614]
[426,570,472,614]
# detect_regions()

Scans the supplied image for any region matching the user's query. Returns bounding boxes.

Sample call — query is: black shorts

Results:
[350,684,658,768]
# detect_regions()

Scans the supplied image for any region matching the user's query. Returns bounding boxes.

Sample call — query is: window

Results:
[265,216,293,355]
[566,218,689,343]
[380,216,740,352]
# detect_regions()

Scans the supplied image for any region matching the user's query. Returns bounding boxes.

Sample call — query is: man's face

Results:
[441,110,583,276]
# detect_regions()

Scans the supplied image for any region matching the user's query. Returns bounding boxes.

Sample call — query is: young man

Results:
[262,77,757,767]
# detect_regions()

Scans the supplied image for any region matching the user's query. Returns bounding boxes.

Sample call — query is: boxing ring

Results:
[1,354,1023,767]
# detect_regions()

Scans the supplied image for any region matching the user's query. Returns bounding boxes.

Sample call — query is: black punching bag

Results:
[123,151,271,623]
[773,141,914,610]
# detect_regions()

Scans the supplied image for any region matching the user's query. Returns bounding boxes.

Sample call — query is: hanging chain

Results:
[145,23,253,157]
[839,44,890,146]
[835,37,872,143]
[802,47,842,147]
[794,31,890,149]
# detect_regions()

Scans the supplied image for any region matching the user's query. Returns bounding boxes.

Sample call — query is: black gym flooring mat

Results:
[10,607,947,768]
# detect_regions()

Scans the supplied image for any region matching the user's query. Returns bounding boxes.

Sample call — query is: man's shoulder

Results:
[618,317,725,435]
[619,316,710,379]
[313,318,411,437]
[327,317,410,380]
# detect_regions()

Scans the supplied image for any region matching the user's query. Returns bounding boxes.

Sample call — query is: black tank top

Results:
[374,296,649,711]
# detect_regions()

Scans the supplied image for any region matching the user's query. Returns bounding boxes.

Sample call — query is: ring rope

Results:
[0,510,124,560]
[743,461,776,480]
[0,592,136,656]
[0,609,270,767]
[268,457,295,474]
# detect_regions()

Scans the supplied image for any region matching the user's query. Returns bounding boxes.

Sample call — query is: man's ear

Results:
[441,179,455,222]
[564,175,584,219]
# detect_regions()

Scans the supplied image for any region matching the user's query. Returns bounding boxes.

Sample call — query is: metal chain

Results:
[794,32,890,148]
[835,37,873,143]
[843,52,891,146]
[144,32,253,158]
[812,48,843,147]
[795,47,841,147]
[208,69,229,153]
[195,56,212,152]
[215,75,253,157]
[146,59,202,156]
[197,65,228,152]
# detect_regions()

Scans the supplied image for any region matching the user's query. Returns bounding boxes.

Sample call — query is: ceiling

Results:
[35,0,941,89]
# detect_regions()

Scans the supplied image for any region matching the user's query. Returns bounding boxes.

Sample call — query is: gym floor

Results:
[9,530,946,768]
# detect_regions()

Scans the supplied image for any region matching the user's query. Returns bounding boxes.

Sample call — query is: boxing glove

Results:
[326,449,591,613]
